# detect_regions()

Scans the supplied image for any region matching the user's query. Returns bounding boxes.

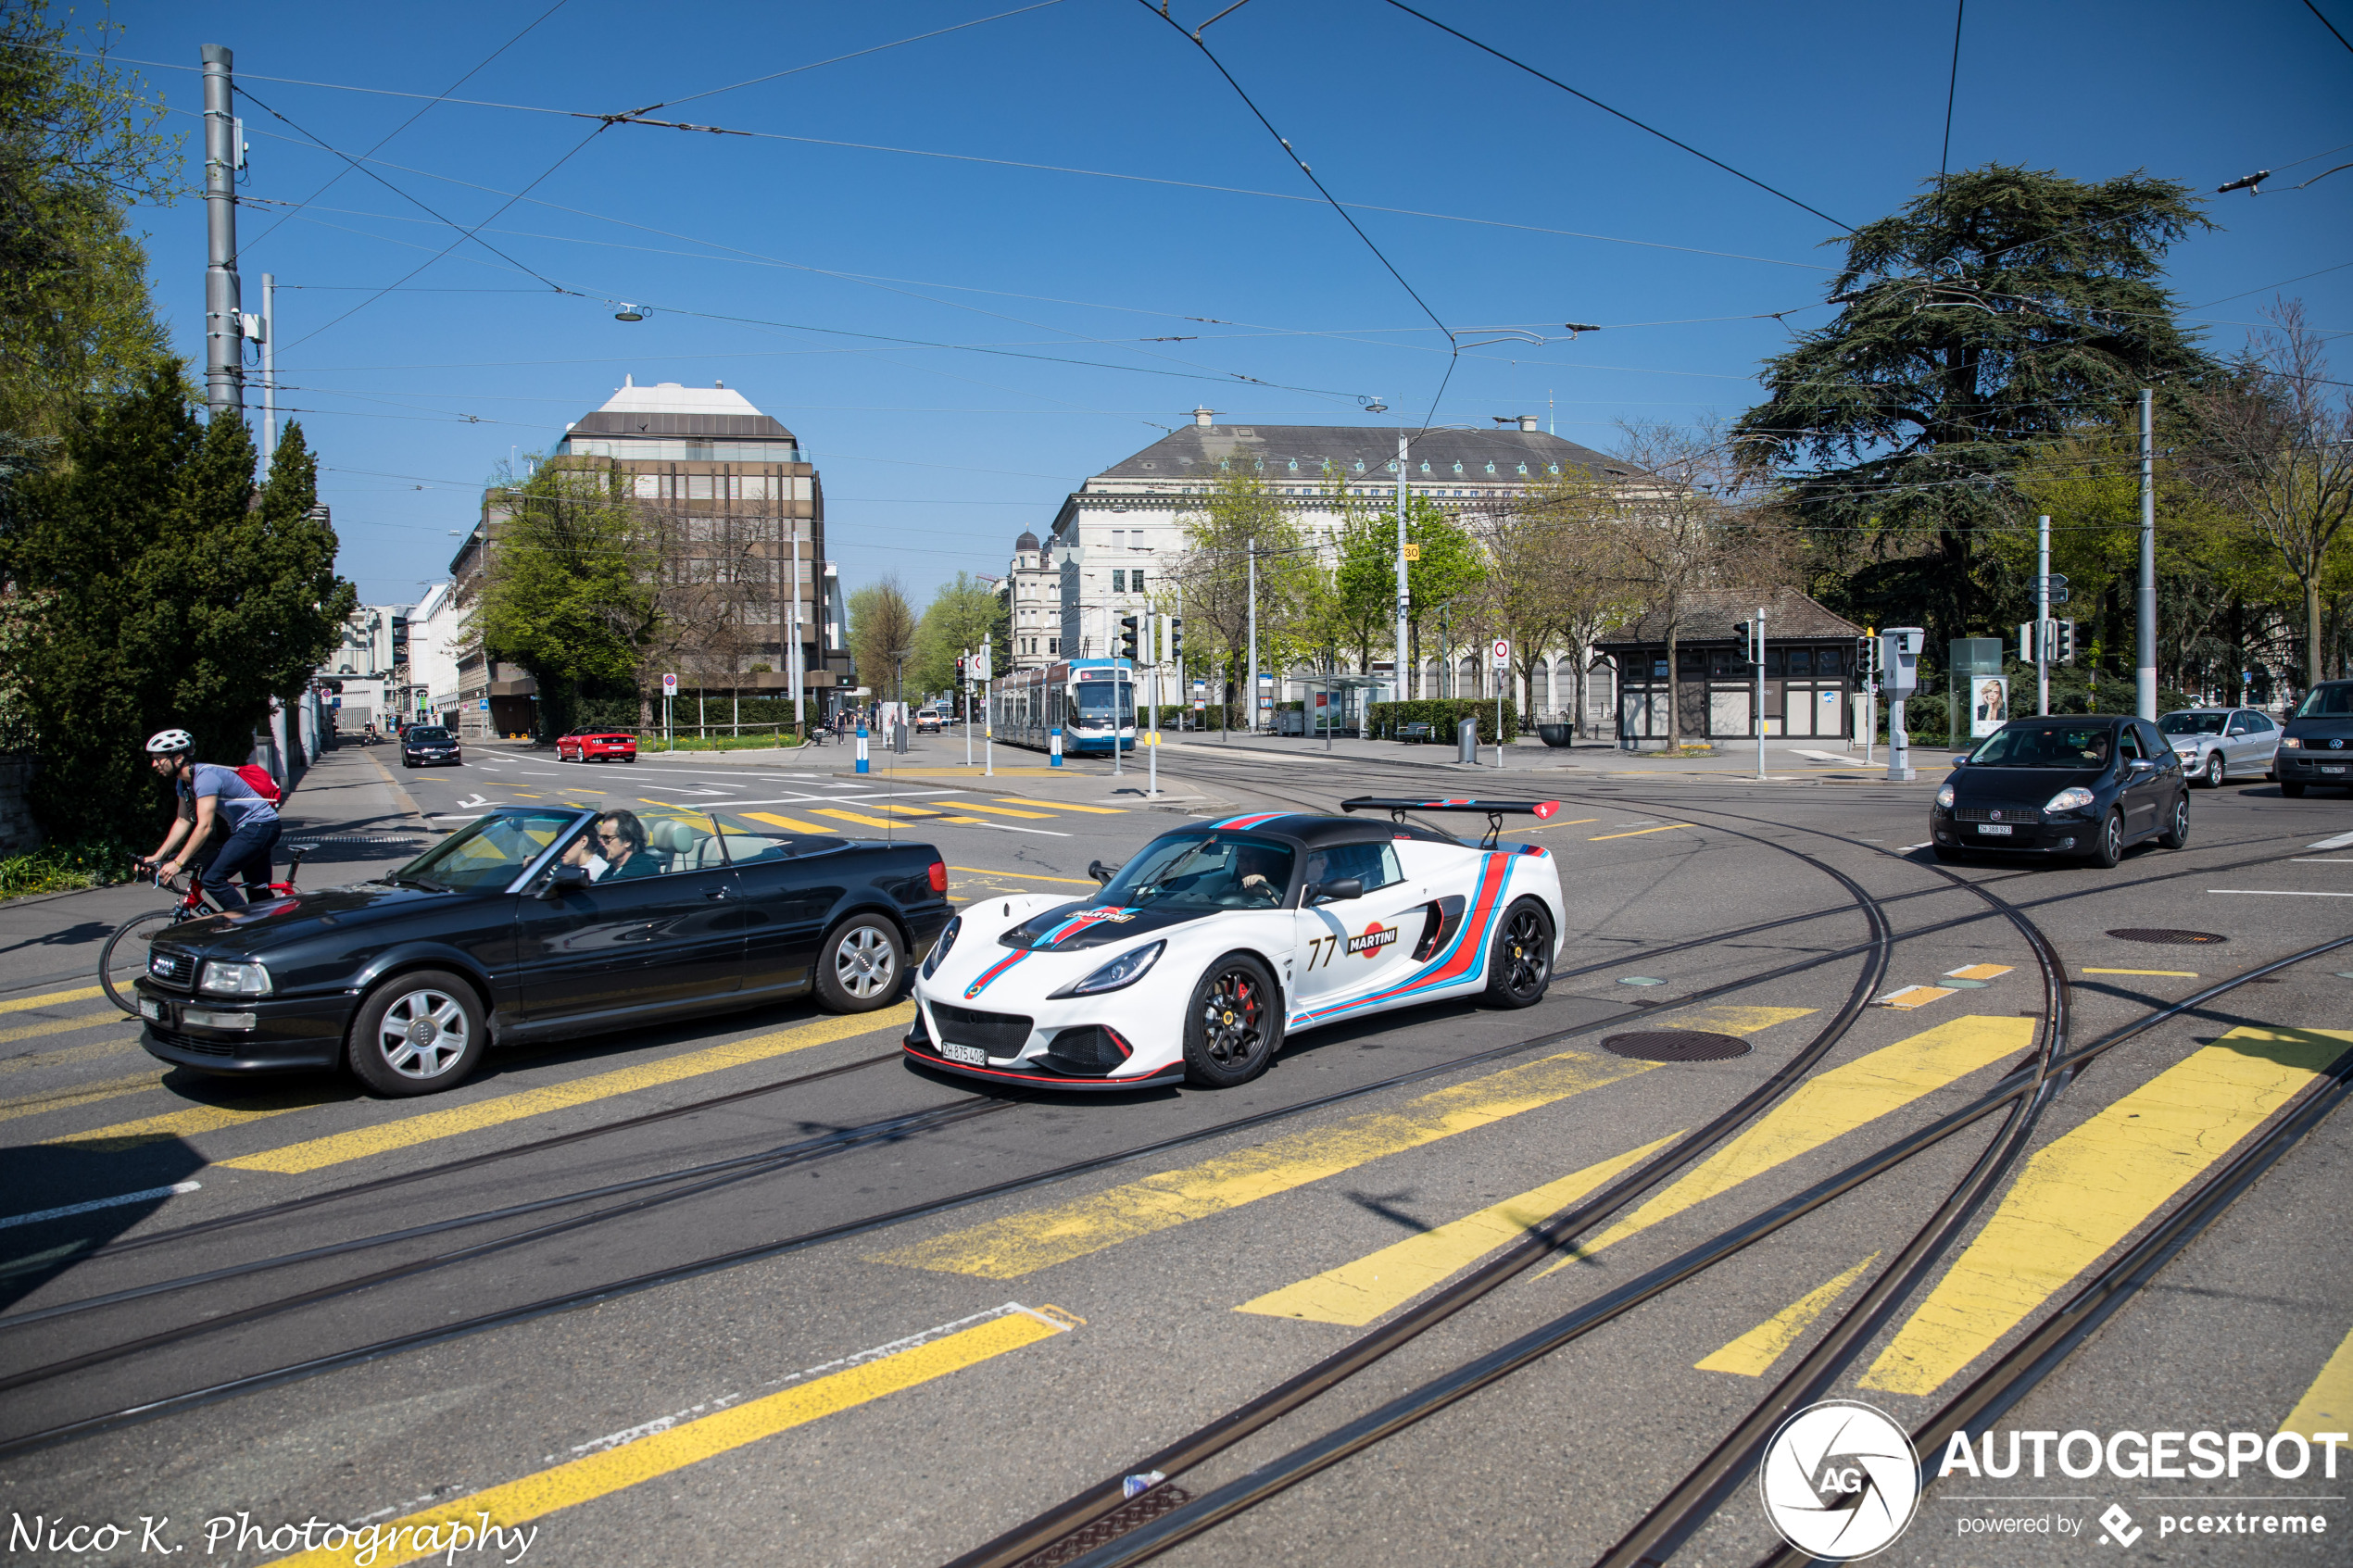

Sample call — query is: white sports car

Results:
[904,798,1567,1089]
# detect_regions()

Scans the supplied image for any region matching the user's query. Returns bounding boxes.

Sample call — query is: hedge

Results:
[1367,699,1518,744]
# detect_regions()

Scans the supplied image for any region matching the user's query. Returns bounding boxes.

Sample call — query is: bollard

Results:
[1456,716,1478,765]
[1049,726,1063,767]
[855,722,870,774]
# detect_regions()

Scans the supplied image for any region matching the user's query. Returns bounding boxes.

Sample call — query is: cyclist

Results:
[140,729,283,909]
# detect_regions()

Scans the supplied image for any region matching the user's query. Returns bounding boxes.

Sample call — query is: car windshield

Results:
[1967,724,2113,768]
[2294,685,2353,718]
[408,727,450,743]
[2158,712,2224,735]
[1098,831,1294,910]
[390,809,578,893]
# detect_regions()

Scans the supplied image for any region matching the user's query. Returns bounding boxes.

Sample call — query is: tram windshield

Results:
[1073,680,1134,729]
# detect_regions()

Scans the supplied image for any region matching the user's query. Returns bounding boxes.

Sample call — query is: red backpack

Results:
[234,763,284,807]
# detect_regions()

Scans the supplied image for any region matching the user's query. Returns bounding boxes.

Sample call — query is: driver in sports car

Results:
[1156,840,1288,908]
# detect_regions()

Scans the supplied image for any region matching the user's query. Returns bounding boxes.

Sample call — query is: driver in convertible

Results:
[560,809,659,882]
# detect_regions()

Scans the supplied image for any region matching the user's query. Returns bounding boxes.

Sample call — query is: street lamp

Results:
[613,304,647,322]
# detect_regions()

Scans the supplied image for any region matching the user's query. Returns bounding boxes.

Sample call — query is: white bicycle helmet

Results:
[145,728,195,756]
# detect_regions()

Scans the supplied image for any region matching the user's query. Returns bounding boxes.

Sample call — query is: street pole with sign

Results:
[1753,609,1767,780]
[661,671,677,753]
[1491,638,1509,768]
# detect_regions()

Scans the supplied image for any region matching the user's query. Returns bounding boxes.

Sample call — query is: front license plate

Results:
[2324,766,2347,775]
[1976,823,2014,836]
[138,997,168,1022]
[937,1040,988,1066]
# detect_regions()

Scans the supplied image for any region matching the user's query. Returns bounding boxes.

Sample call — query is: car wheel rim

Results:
[2174,800,2188,836]
[2106,817,2122,858]
[1503,909,1549,996]
[2207,756,2223,786]
[377,988,469,1080]
[835,926,895,999]
[1200,968,1265,1067]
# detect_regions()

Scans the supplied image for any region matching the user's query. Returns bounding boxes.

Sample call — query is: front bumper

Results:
[901,993,1180,1090]
[404,750,459,765]
[133,980,352,1073]
[2278,750,2351,783]
[1931,812,2084,854]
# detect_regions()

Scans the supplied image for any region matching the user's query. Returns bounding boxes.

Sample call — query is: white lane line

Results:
[2307,831,2353,850]
[2,1181,200,1230]
[2290,858,2353,863]
[428,814,487,822]
[968,821,1072,838]
[2208,889,2353,897]
[1899,842,1932,851]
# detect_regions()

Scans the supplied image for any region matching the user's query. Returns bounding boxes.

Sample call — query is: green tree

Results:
[1403,497,1483,695]
[847,577,918,704]
[909,571,1002,695]
[7,364,353,838]
[1736,165,2219,653]
[475,463,662,738]
[1172,460,1314,727]
[0,8,177,440]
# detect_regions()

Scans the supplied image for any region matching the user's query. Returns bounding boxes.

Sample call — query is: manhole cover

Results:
[2105,928,2229,947]
[1603,1031,1752,1063]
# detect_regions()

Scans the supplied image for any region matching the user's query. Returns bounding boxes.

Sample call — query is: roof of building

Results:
[1014,530,1040,551]
[1088,424,1629,483]
[567,377,797,441]
[1594,588,1865,646]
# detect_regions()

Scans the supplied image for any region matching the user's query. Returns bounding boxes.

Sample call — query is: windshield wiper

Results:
[390,873,450,893]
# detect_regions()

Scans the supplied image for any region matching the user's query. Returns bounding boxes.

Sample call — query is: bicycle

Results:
[99,846,309,1015]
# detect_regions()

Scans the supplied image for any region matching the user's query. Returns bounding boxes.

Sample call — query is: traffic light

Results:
[1117,614,1139,662]
[1732,619,1763,663]
[1168,615,1184,659]
[2056,620,2076,665]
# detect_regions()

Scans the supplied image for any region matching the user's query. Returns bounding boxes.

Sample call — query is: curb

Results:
[362,748,436,830]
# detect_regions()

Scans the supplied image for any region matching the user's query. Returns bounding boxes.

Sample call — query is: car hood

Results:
[2284,720,2353,745]
[997,899,1219,952]
[1945,765,2109,807]
[155,881,486,957]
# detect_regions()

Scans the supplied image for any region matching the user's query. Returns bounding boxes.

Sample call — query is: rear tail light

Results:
[928,860,948,894]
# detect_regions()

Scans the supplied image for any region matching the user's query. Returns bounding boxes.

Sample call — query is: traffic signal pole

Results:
[2036,514,2051,717]
[2137,388,2158,721]
[1754,608,1767,781]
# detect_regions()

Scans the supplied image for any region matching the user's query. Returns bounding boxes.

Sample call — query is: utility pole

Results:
[258,273,276,461]
[200,44,245,420]
[2136,388,2157,721]
[1246,542,1258,736]
[1394,433,1411,705]
[2036,513,2051,717]
[1754,608,1767,780]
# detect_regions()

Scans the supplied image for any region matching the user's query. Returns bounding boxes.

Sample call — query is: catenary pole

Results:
[1247,543,1259,735]
[2137,389,2157,721]
[259,273,276,461]
[1755,608,1767,780]
[2036,513,2051,716]
[200,44,244,419]
[1394,433,1411,706]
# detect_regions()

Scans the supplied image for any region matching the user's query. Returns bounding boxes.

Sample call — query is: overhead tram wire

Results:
[1938,0,1965,191]
[2302,0,2353,55]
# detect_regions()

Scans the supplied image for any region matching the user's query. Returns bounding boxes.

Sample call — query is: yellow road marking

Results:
[0,1011,128,1047]
[46,1094,320,1151]
[1538,1015,2033,1278]
[869,1026,1792,1280]
[1876,985,1956,1010]
[2082,967,2199,977]
[1591,823,1688,841]
[865,802,943,817]
[0,1036,142,1076]
[1862,1026,2353,1397]
[1695,1254,1881,1377]
[2282,1324,2353,1441]
[930,799,1053,819]
[258,1305,1073,1568]
[809,808,900,830]
[998,797,1124,814]
[223,1006,912,1175]
[742,810,837,835]
[948,866,1098,884]
[1237,1135,1680,1325]
[0,985,107,1016]
[1945,964,2012,981]
[0,1071,164,1124]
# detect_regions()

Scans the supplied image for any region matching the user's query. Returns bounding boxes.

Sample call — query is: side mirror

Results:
[2129,758,2156,771]
[540,863,590,899]
[1311,877,1365,905]
[1087,859,1118,885]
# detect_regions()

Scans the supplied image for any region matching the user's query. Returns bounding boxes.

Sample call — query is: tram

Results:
[990,659,1135,756]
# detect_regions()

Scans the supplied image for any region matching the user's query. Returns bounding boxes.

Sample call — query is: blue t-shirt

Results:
[180,762,279,831]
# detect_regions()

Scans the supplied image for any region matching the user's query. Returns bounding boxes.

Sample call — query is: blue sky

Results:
[95,0,2353,608]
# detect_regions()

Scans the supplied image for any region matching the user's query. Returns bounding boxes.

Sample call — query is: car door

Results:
[512,813,745,1025]
[1290,841,1426,1024]
[720,824,849,999]
[2237,710,2279,773]
[2114,723,2162,834]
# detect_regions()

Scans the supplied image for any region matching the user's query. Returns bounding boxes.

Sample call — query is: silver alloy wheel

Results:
[376,986,471,1080]
[833,924,896,1000]
[2205,752,2225,787]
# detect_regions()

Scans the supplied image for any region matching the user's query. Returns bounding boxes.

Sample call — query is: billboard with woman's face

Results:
[1971,676,2008,737]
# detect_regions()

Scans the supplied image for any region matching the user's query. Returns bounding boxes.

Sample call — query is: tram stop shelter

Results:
[1277,675,1390,742]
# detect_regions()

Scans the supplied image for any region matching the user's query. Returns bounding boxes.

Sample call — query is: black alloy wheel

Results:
[1484,897,1554,1009]
[2158,791,2191,848]
[2203,752,2226,788]
[1184,954,1279,1087]
[2089,809,2127,869]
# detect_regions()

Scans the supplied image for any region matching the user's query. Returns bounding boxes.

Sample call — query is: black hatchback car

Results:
[1930,715,2190,867]
[2278,680,2353,797]
[400,724,461,768]
[132,807,952,1095]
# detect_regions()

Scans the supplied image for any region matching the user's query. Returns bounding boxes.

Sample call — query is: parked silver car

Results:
[2158,707,2282,787]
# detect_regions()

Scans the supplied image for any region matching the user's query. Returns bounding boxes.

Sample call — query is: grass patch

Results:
[639,733,811,753]
[0,838,134,900]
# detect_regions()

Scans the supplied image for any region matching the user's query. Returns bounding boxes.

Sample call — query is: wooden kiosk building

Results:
[1596,589,1869,746]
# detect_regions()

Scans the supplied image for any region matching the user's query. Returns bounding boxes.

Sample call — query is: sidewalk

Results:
[0,744,434,1002]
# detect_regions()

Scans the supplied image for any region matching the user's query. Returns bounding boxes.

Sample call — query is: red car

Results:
[557,730,638,763]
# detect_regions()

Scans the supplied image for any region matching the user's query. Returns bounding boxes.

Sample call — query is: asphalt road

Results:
[1,734,2348,1568]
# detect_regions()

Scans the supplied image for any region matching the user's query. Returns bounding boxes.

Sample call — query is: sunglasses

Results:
[596,831,626,845]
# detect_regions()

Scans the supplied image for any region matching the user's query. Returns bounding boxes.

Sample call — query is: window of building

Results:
[1050,638,1060,655]
[1113,570,1126,593]
[1786,648,1813,677]
[1816,647,1843,677]
[686,474,714,500]
[1131,570,1147,593]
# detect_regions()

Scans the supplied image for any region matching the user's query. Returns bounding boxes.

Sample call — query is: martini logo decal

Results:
[1347,922,1398,959]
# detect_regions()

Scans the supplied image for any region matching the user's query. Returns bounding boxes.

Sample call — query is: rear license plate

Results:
[138,997,168,1022]
[938,1041,988,1065]
[1976,823,2013,836]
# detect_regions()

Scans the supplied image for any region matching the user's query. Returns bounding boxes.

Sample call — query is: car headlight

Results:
[198,960,271,997]
[1934,784,1956,809]
[1051,940,1164,998]
[921,916,962,979]
[2044,787,2095,813]
[2281,736,2302,749]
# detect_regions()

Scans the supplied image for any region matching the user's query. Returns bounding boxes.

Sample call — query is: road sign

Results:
[1403,542,1421,561]
[661,672,679,696]
[1491,638,1510,669]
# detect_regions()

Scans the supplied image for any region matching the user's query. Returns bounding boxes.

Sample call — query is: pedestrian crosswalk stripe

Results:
[0,1071,164,1125]
[1537,1014,2033,1278]
[46,1094,318,1150]
[1000,798,1124,814]
[1861,1025,2353,1397]
[870,1051,1663,1282]
[0,985,107,1016]
[0,1037,142,1077]
[1695,1254,1881,1377]
[0,1011,128,1047]
[810,808,900,830]
[220,1006,913,1175]
[255,1304,1074,1568]
[2281,1324,2353,1441]
[742,810,838,835]
[929,799,1054,819]
[1945,964,2012,982]
[1235,1135,1680,1325]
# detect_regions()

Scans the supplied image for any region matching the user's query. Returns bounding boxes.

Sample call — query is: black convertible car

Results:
[1930,714,2190,867]
[132,807,952,1095]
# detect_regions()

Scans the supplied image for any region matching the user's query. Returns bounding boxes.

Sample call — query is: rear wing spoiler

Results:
[1341,797,1561,849]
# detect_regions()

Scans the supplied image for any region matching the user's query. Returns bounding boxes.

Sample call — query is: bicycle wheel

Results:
[99,910,182,1015]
